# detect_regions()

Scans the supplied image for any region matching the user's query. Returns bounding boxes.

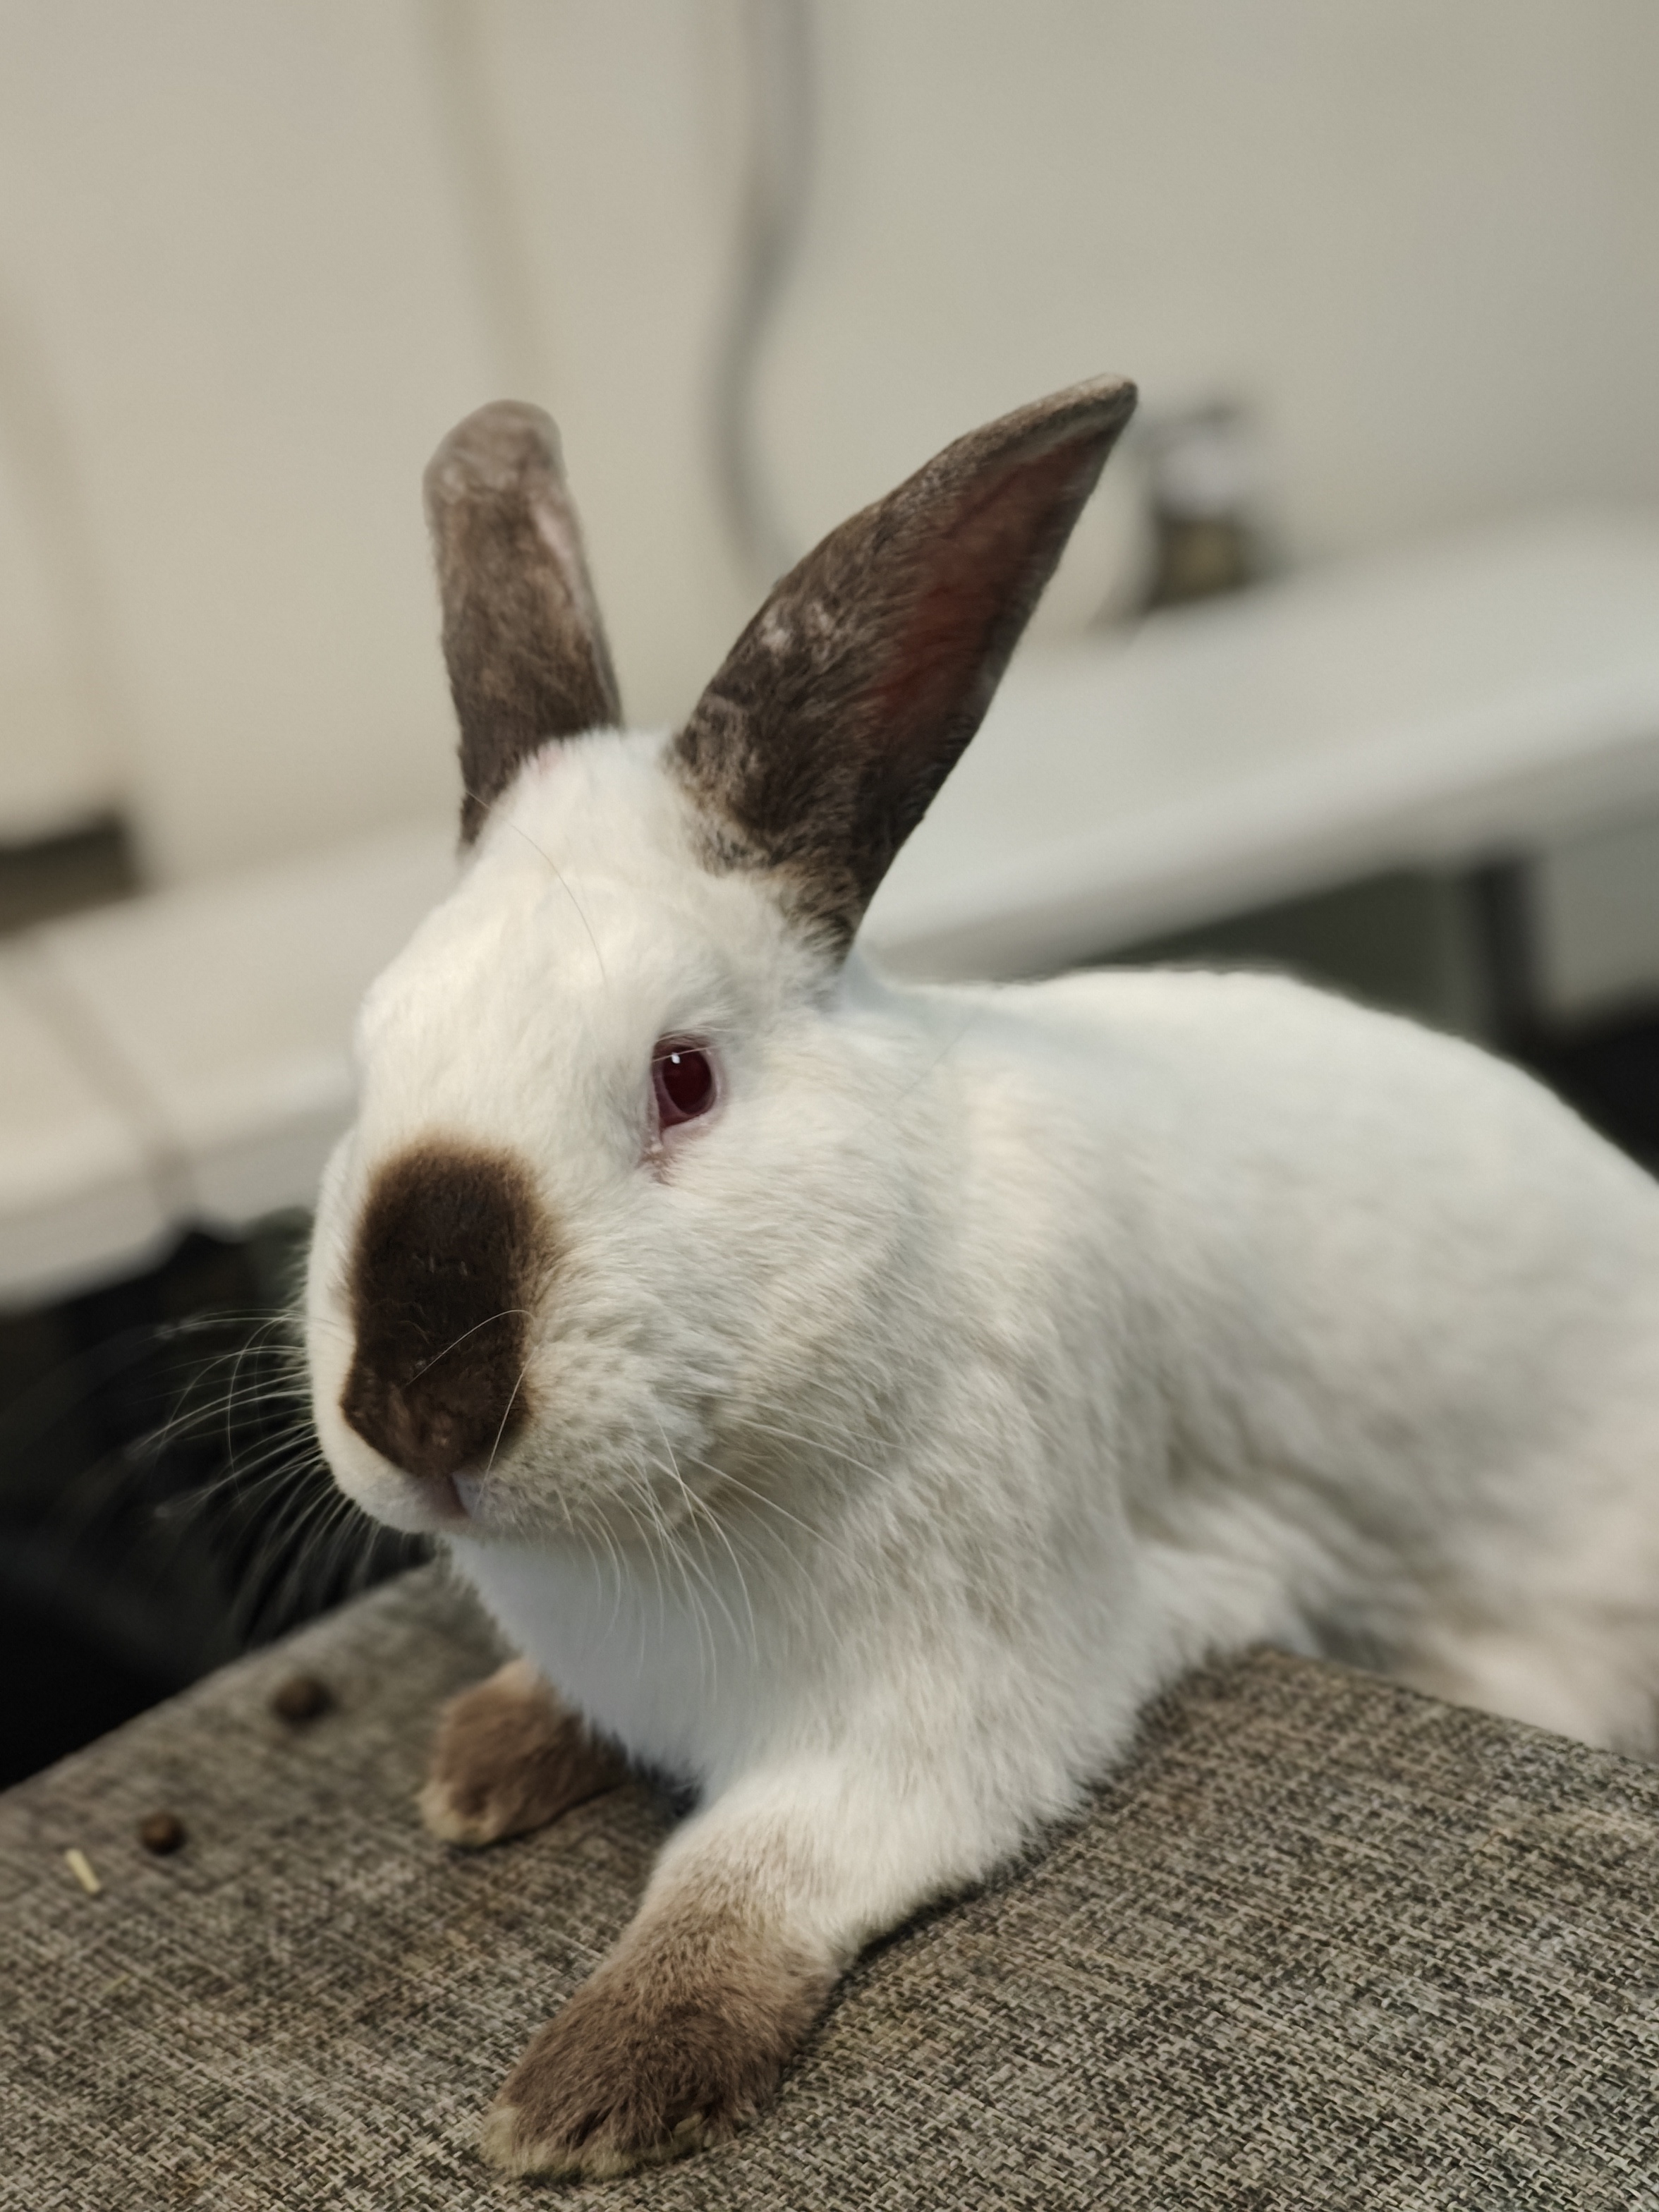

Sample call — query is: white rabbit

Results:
[305,379,1659,2178]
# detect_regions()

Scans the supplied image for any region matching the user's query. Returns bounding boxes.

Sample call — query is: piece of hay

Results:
[63,1847,102,1896]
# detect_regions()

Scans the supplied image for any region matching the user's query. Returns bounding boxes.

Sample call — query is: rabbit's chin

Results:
[320,1416,712,1555]
[452,1465,723,1557]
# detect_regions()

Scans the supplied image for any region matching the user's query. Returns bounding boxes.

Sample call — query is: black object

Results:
[0,1217,424,1787]
[0,814,138,933]
[272,1672,333,1724]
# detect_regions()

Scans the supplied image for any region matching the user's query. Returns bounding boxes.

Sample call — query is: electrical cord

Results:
[710,0,817,590]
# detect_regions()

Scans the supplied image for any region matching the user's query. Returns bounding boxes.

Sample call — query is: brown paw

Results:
[419,1658,626,1847]
[478,1911,832,2178]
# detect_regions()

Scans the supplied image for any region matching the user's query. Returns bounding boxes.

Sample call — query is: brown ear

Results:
[425,402,622,844]
[672,375,1136,945]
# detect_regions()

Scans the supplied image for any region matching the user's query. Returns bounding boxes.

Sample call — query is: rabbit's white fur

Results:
[310,722,1659,1948]
[305,382,1659,2174]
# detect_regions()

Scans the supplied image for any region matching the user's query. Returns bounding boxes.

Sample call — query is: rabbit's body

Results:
[451,917,1659,1807]
[306,381,1659,2176]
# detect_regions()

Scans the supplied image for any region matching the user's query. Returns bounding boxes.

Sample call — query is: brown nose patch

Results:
[339,1143,552,1483]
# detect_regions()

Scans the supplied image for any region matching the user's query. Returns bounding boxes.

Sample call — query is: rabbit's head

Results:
[306,379,1135,1546]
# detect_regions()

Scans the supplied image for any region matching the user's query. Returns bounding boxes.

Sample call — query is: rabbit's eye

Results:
[652,1043,717,1128]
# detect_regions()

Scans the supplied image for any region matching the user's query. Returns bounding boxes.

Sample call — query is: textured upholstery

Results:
[2,1566,1655,2210]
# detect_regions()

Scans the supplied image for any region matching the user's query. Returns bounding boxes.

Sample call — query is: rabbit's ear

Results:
[674,375,1136,946]
[425,402,622,844]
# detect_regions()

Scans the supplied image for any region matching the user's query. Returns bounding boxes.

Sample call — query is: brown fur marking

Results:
[672,375,1136,947]
[420,1659,626,1847]
[339,1143,552,1483]
[480,1897,834,2178]
[424,401,622,844]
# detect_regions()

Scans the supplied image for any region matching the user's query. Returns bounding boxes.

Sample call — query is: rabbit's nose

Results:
[338,1143,550,1483]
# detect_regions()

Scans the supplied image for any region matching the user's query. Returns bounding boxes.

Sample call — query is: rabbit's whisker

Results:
[406,1309,531,1385]
[483,1357,533,1477]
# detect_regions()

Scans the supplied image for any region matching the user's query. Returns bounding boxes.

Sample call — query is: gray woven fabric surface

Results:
[1,1565,1655,2211]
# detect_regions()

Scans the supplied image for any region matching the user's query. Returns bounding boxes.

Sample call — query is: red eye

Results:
[652,1043,717,1127]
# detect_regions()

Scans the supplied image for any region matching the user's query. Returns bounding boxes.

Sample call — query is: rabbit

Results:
[305,376,1659,2178]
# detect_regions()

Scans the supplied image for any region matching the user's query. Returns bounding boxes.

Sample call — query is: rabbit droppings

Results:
[305,379,1659,2177]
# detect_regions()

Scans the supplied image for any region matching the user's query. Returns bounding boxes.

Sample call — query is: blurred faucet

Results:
[1141,399,1267,611]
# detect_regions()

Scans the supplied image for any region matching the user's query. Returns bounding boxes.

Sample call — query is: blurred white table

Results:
[5,509,1659,1306]
[868,511,1659,980]
[2,822,454,1306]
[0,951,170,1305]
[28,823,457,1237]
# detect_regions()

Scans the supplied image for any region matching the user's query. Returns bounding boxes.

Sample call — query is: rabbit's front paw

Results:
[478,1912,832,2177]
[419,1658,624,1847]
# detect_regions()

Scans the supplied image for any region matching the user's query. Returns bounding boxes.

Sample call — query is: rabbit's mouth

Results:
[314,1423,490,1536]
[411,1469,474,1527]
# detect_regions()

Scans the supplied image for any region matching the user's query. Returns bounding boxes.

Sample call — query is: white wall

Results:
[0,0,1655,885]
[774,1,1659,553]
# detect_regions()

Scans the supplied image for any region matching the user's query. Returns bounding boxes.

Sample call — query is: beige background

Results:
[0,0,1655,886]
